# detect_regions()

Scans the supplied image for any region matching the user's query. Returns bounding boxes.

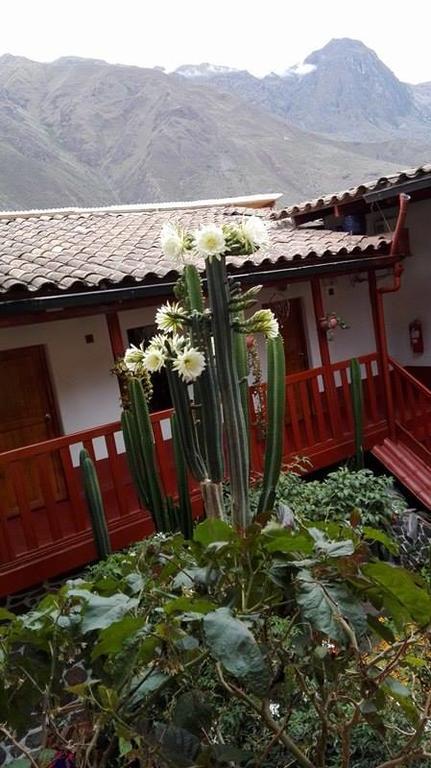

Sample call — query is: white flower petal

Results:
[172,347,206,383]
[242,216,269,249]
[194,224,226,259]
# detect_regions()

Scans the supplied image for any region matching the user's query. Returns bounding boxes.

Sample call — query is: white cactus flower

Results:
[160,222,186,261]
[173,346,206,383]
[242,216,269,249]
[124,344,144,372]
[248,309,280,339]
[194,223,226,260]
[142,345,166,373]
[155,301,187,333]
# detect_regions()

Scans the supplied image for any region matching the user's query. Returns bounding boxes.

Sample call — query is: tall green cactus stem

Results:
[206,257,249,530]
[184,264,204,313]
[79,449,112,559]
[128,378,167,532]
[171,413,194,538]
[350,357,364,469]
[257,335,286,514]
[233,311,250,454]
[121,409,150,510]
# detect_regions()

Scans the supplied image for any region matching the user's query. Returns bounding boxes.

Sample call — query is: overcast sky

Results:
[1,0,430,83]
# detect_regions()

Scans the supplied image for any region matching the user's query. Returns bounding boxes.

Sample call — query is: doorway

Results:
[264,297,309,373]
[0,345,64,512]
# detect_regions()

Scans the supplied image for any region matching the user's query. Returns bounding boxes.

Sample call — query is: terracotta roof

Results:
[283,163,431,218]
[0,205,392,298]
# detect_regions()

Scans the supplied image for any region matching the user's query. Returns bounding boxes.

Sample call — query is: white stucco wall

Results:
[0,314,121,435]
[380,199,431,367]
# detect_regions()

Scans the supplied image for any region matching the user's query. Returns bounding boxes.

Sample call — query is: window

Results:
[127,325,172,413]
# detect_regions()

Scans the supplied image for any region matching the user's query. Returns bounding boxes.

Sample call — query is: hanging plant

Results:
[319,312,350,340]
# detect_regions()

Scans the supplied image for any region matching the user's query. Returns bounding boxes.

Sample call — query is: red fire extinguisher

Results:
[409,319,424,355]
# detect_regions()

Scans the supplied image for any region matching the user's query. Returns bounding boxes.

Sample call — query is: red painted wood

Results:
[286,384,303,451]
[311,277,343,437]
[106,312,124,360]
[105,432,128,518]
[35,454,62,542]
[310,375,328,443]
[339,366,354,433]
[299,381,315,445]
[365,360,379,424]
[59,446,88,532]
[9,463,39,552]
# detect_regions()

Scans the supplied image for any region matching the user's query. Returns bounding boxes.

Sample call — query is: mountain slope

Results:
[175,39,431,143]
[0,54,403,210]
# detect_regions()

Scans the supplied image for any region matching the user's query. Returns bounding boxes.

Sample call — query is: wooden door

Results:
[0,346,63,512]
[264,298,309,374]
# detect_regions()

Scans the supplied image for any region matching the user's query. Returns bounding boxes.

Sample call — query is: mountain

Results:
[0,52,405,210]
[175,38,431,143]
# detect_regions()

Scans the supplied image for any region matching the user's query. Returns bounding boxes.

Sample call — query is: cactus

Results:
[257,336,286,514]
[79,449,111,559]
[206,257,250,529]
[233,310,250,453]
[127,378,168,532]
[171,412,194,538]
[350,357,364,469]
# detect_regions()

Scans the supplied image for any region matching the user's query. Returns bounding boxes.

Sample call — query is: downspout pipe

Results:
[375,193,410,438]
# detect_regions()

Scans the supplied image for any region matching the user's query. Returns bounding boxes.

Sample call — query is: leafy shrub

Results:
[275,466,407,528]
[1,518,430,768]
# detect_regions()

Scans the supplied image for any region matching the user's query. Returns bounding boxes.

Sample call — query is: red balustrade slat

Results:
[83,439,97,464]
[393,369,405,424]
[35,454,62,542]
[9,463,38,552]
[59,446,88,532]
[365,360,379,424]
[299,381,315,446]
[286,384,303,451]
[152,418,175,497]
[310,376,328,443]
[105,432,128,517]
[0,499,14,561]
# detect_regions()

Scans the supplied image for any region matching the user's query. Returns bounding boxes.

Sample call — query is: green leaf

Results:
[68,589,139,633]
[203,607,270,696]
[295,569,367,645]
[0,607,15,622]
[164,596,216,616]
[263,529,314,555]
[308,528,355,557]
[92,615,148,659]
[173,690,213,735]
[382,677,419,724]
[119,737,133,755]
[154,723,201,767]
[362,562,431,626]
[172,567,216,591]
[194,519,234,546]
[37,750,57,767]
[6,760,31,768]
[128,670,169,707]
[362,527,399,555]
[367,615,396,644]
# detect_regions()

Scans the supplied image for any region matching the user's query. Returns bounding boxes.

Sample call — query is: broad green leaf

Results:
[128,670,169,707]
[194,519,234,546]
[309,528,355,558]
[405,654,428,669]
[119,737,133,755]
[382,677,419,724]
[154,723,201,768]
[263,529,314,555]
[92,615,148,659]
[211,744,254,764]
[5,760,31,768]
[173,690,213,735]
[295,569,367,645]
[37,750,57,767]
[203,607,270,696]
[362,527,399,555]
[172,567,216,591]
[367,615,396,644]
[164,596,216,616]
[362,562,431,626]
[68,589,139,633]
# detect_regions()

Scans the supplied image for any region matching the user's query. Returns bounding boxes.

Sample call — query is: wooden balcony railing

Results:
[390,357,431,464]
[0,352,387,597]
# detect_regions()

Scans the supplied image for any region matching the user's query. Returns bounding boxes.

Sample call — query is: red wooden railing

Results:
[390,358,431,464]
[250,353,386,473]
[0,353,387,597]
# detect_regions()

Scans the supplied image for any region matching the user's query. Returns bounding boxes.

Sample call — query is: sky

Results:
[1,0,431,83]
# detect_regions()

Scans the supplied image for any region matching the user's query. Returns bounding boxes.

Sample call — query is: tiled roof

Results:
[283,163,431,218]
[0,205,392,298]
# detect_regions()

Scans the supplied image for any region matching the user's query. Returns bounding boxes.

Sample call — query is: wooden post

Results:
[311,277,342,436]
[368,270,395,438]
[106,311,124,360]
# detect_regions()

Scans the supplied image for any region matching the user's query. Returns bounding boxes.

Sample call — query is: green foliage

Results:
[275,466,407,528]
[79,448,111,559]
[257,334,286,514]
[1,517,430,768]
